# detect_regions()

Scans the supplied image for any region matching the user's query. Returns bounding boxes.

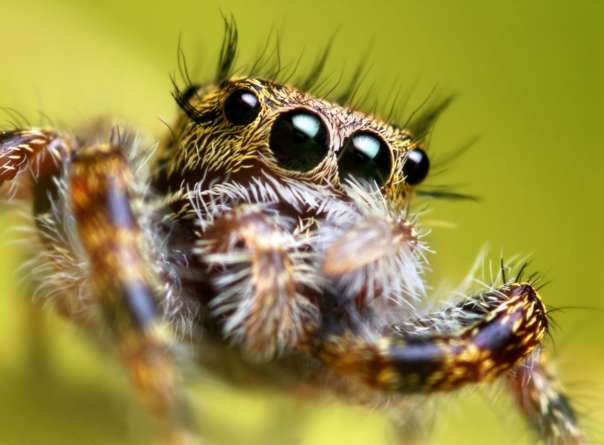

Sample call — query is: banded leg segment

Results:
[0,128,73,184]
[508,354,585,445]
[317,284,547,392]
[397,283,585,444]
[69,144,197,444]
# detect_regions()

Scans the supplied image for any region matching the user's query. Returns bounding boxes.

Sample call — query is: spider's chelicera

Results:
[0,20,584,445]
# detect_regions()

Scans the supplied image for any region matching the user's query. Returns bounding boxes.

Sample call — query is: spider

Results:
[0,18,585,445]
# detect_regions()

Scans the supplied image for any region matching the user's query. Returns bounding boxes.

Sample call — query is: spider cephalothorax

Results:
[0,19,585,445]
[154,75,430,361]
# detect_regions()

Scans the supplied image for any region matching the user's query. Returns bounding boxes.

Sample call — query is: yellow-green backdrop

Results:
[0,1,602,444]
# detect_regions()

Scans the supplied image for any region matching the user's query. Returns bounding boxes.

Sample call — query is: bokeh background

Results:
[0,1,602,444]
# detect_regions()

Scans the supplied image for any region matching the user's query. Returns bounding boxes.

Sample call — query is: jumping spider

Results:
[0,20,584,445]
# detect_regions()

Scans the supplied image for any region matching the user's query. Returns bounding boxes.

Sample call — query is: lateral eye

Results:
[402,148,430,185]
[224,88,260,125]
[269,109,329,171]
[338,132,392,186]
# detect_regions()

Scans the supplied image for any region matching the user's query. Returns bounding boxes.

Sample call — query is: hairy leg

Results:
[399,283,585,444]
[0,128,73,188]
[0,128,77,372]
[316,280,584,444]
[316,283,547,392]
[508,353,585,445]
[69,143,197,444]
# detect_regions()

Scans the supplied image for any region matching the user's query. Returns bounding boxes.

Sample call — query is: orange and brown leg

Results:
[0,128,74,187]
[398,282,585,445]
[0,128,77,372]
[508,353,585,445]
[316,283,584,444]
[317,284,548,392]
[69,143,198,445]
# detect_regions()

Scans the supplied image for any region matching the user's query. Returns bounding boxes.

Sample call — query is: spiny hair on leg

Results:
[23,173,91,315]
[393,253,549,340]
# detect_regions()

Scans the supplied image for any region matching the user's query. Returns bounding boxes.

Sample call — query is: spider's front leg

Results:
[316,282,584,444]
[195,205,319,360]
[69,144,197,445]
[399,285,585,445]
[317,283,547,392]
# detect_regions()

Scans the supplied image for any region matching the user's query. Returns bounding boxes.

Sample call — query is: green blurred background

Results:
[0,1,602,444]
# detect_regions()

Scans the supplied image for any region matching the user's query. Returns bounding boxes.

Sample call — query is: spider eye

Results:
[402,148,430,185]
[224,89,260,125]
[269,109,329,171]
[338,132,392,186]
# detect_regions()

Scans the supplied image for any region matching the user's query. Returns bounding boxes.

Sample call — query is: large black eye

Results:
[224,89,260,125]
[338,132,392,186]
[403,148,430,185]
[269,109,329,171]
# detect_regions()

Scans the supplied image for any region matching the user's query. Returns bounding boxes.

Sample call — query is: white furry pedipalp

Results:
[188,173,430,340]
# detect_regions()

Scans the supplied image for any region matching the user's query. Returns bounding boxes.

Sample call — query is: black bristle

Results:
[172,78,216,125]
[336,47,372,105]
[300,35,336,91]
[215,14,239,83]
[407,94,455,140]
[500,257,508,284]
[416,187,480,201]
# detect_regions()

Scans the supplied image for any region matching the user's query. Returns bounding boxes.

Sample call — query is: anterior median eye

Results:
[269,109,329,171]
[224,89,260,125]
[402,147,430,185]
[338,132,392,186]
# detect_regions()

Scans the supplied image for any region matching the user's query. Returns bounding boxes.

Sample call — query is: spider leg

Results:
[316,283,547,393]
[0,128,77,373]
[0,128,73,185]
[69,143,198,445]
[508,353,585,445]
[196,205,319,359]
[397,285,585,444]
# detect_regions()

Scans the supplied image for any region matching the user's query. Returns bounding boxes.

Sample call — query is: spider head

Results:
[169,77,430,210]
[160,76,432,355]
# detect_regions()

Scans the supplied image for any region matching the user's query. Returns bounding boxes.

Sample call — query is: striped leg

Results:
[508,354,585,445]
[398,283,584,444]
[317,284,547,392]
[69,143,198,445]
[0,128,76,374]
[0,128,73,186]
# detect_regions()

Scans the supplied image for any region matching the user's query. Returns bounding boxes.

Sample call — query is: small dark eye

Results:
[224,89,260,125]
[403,148,430,185]
[338,132,392,186]
[269,109,329,171]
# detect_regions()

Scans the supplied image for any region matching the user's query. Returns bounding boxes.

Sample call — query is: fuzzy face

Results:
[154,75,431,360]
